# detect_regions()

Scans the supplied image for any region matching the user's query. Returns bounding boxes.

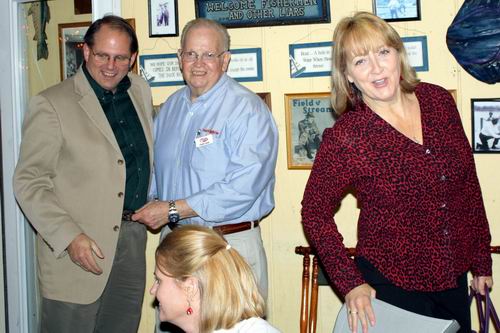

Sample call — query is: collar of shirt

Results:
[183,73,229,105]
[82,63,131,102]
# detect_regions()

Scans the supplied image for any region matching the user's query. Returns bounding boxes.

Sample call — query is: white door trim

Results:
[0,1,122,332]
[0,0,33,331]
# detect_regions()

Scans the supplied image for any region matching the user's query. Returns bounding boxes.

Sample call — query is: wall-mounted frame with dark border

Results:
[194,0,330,28]
[289,41,332,78]
[74,0,91,15]
[471,98,500,154]
[373,0,421,22]
[140,53,184,87]
[402,36,428,72]
[140,48,262,87]
[287,36,427,79]
[227,48,263,82]
[285,92,336,169]
[148,0,179,37]
[58,19,137,81]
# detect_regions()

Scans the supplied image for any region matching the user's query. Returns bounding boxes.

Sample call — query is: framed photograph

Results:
[58,19,137,81]
[373,0,421,22]
[148,0,179,37]
[471,98,500,154]
[58,21,91,80]
[194,0,330,28]
[285,93,337,169]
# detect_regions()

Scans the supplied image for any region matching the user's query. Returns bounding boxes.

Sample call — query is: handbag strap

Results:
[470,286,500,333]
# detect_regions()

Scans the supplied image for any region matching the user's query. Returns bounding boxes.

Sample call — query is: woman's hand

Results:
[471,276,493,295]
[345,283,376,333]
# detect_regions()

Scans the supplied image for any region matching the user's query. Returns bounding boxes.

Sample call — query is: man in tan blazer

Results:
[13,16,153,333]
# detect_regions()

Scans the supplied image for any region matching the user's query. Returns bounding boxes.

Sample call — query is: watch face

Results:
[169,213,180,224]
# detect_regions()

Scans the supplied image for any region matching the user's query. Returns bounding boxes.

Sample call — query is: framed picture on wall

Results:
[471,98,500,154]
[74,0,91,15]
[58,21,91,80]
[373,0,421,22]
[58,19,137,81]
[148,0,179,37]
[285,93,337,169]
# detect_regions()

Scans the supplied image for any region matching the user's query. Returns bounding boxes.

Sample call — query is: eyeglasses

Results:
[90,49,131,65]
[179,50,226,63]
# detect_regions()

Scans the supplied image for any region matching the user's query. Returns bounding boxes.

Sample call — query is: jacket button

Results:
[118,159,124,165]
[118,192,124,198]
[113,225,120,231]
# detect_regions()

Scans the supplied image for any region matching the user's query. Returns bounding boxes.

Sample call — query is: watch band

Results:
[168,200,180,224]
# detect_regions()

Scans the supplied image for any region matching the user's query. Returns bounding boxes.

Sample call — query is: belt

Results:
[169,220,260,235]
[213,220,260,235]
[122,210,134,221]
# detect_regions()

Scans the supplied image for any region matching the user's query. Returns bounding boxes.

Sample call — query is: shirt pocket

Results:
[190,137,228,175]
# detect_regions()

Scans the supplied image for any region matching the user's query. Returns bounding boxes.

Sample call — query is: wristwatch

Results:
[168,200,180,224]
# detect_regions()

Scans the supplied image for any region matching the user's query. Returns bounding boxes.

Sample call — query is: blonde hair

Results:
[331,11,420,115]
[156,225,265,333]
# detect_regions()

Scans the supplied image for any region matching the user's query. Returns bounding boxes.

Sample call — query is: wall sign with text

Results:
[288,36,429,78]
[194,0,330,28]
[402,36,429,72]
[289,41,332,78]
[139,48,263,87]
[140,54,184,87]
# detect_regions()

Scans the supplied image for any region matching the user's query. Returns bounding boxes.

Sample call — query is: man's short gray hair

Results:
[180,18,230,51]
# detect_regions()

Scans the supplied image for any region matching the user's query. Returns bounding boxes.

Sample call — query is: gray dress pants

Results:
[40,220,147,333]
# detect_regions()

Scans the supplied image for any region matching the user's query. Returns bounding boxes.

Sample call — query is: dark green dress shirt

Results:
[83,65,149,211]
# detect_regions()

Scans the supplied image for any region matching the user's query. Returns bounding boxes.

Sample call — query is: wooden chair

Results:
[295,246,355,333]
[295,245,500,333]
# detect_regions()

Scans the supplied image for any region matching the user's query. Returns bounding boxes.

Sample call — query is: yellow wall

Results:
[25,0,500,332]
[24,0,91,96]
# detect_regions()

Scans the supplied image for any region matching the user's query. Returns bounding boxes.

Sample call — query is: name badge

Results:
[195,134,214,147]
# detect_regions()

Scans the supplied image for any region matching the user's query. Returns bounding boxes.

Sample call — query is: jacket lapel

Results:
[73,69,122,155]
[128,79,154,164]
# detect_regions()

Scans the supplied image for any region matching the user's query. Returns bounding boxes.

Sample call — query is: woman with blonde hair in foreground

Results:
[150,225,281,333]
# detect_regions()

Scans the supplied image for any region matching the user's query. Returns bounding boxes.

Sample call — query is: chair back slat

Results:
[295,246,500,333]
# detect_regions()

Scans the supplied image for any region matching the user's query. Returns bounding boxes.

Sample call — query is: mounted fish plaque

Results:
[194,0,330,28]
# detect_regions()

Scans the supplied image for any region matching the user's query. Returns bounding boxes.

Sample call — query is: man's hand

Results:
[471,276,493,295]
[345,283,376,333]
[132,200,169,230]
[67,233,104,275]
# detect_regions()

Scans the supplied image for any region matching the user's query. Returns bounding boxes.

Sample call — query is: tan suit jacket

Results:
[13,69,153,304]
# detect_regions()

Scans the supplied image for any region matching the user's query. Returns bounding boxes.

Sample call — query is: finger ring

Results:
[349,309,358,314]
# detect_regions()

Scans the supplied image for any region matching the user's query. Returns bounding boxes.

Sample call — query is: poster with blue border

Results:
[139,48,263,87]
[289,41,332,78]
[139,53,184,87]
[194,0,330,28]
[288,36,428,78]
[228,48,263,82]
[402,36,429,72]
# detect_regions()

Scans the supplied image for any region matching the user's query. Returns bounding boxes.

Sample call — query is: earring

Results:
[186,300,193,316]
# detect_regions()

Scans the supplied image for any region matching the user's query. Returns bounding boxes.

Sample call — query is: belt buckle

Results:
[122,210,134,221]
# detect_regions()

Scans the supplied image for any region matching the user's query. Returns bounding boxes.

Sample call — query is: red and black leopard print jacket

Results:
[301,82,492,296]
